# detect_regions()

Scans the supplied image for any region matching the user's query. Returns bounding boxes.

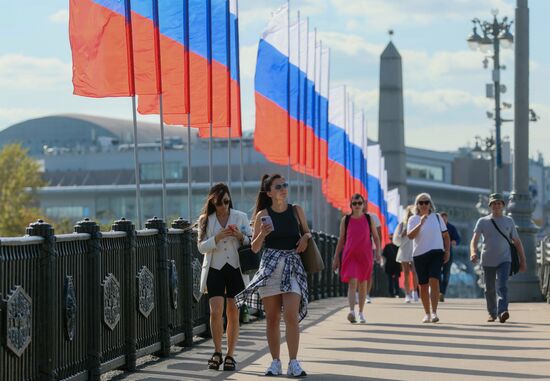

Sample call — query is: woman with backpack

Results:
[332,194,381,324]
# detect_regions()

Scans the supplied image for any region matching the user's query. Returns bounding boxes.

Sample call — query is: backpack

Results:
[344,213,373,242]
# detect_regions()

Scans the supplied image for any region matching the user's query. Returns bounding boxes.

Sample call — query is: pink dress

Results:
[341,215,373,283]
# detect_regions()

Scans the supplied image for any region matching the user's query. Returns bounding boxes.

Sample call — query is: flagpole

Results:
[124,0,142,228]
[207,0,213,187]
[131,96,143,228]
[239,135,244,207]
[158,94,168,220]
[226,0,232,191]
[187,115,193,221]
[286,0,291,196]
[296,10,301,205]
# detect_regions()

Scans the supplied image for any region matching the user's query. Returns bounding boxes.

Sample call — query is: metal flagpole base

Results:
[507,191,543,302]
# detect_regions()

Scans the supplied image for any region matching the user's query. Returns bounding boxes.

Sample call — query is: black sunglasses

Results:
[215,199,230,206]
[351,201,363,206]
[273,182,289,190]
[417,200,430,206]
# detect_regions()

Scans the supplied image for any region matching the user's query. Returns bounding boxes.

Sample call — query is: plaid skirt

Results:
[235,248,309,322]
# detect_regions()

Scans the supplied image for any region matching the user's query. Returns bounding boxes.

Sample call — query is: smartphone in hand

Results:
[260,215,274,229]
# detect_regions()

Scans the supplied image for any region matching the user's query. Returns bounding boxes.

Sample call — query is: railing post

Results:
[171,218,193,347]
[74,218,101,381]
[26,220,56,381]
[145,217,171,357]
[112,218,137,371]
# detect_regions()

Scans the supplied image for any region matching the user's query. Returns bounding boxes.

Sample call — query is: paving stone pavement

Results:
[106,297,550,381]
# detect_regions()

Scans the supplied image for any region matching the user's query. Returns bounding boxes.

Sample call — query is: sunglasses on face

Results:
[351,201,363,206]
[417,200,430,206]
[273,182,289,190]
[215,199,230,206]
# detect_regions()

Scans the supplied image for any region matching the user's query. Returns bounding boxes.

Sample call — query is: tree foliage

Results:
[0,144,46,236]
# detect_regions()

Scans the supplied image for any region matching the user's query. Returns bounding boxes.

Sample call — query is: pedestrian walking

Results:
[197,183,252,371]
[470,193,527,323]
[235,174,309,377]
[382,235,401,297]
[332,194,381,324]
[439,212,461,302]
[407,193,450,323]
[393,205,419,303]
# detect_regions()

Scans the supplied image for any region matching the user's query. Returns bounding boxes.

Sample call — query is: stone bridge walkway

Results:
[106,298,550,380]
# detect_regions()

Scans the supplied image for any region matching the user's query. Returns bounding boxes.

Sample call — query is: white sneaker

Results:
[412,291,419,302]
[265,359,283,376]
[422,314,431,323]
[287,359,307,377]
[358,312,366,324]
[404,295,411,303]
[431,313,439,323]
[366,295,372,304]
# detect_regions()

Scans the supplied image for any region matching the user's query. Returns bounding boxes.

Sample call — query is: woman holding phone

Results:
[197,183,251,371]
[235,174,310,377]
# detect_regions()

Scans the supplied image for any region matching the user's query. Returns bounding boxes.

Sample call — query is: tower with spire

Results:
[378,32,407,205]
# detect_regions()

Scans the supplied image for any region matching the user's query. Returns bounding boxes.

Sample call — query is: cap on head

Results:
[488,193,505,206]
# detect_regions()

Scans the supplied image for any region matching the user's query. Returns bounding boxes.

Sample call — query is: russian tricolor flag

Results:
[254,3,290,165]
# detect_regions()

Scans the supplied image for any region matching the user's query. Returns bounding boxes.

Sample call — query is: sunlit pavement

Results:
[107,297,550,381]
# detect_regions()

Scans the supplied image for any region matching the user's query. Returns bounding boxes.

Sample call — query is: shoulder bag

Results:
[490,218,520,276]
[292,205,325,274]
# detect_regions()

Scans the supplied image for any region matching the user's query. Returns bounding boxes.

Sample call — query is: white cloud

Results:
[405,88,491,112]
[0,54,71,90]
[329,0,514,32]
[0,107,45,128]
[318,31,383,59]
[49,9,69,24]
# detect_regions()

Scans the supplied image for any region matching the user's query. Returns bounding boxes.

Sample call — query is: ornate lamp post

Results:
[467,10,514,192]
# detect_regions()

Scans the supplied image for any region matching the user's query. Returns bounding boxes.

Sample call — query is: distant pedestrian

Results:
[332,194,381,324]
[382,236,401,297]
[439,212,461,302]
[235,174,309,377]
[197,183,251,371]
[393,205,419,303]
[470,193,527,323]
[407,193,450,323]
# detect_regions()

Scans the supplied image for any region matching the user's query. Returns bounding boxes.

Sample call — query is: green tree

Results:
[0,144,46,236]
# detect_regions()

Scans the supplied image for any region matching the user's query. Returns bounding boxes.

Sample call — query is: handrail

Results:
[0,235,44,246]
[56,232,91,242]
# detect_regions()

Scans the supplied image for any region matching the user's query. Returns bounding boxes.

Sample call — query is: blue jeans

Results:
[483,262,511,316]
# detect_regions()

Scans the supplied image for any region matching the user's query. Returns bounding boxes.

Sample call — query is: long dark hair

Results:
[253,173,282,217]
[198,183,233,239]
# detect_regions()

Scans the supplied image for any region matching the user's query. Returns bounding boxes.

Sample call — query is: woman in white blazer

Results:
[197,183,251,371]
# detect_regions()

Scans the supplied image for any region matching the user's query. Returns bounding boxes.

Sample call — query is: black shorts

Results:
[413,249,444,285]
[207,263,245,299]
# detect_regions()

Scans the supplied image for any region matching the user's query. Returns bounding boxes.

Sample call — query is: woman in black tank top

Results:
[235,174,310,377]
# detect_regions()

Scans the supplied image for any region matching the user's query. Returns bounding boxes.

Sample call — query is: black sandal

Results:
[208,352,223,370]
[223,355,237,371]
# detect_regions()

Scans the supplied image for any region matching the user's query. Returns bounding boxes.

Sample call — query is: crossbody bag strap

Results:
[291,205,305,236]
[490,218,512,244]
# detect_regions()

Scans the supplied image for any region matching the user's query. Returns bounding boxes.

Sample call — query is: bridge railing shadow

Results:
[0,217,353,381]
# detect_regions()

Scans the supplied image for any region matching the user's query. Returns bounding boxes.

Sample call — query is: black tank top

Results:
[264,204,301,250]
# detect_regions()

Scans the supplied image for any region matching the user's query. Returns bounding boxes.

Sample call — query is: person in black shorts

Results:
[407,193,450,323]
[197,183,251,371]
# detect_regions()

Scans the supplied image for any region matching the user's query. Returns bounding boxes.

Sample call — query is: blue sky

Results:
[0,0,548,160]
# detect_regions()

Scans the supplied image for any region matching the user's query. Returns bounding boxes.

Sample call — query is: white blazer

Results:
[197,209,251,294]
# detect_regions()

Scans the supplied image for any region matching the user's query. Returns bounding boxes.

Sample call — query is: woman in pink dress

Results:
[332,194,381,323]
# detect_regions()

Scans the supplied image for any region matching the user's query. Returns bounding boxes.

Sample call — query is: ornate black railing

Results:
[0,218,349,381]
[537,236,550,303]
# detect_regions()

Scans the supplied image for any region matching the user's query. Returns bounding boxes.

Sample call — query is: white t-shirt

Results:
[367,213,381,250]
[407,213,447,257]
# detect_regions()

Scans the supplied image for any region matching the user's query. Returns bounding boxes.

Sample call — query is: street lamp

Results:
[467,10,514,192]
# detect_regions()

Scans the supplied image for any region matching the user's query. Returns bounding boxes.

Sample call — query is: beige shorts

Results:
[258,257,301,299]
